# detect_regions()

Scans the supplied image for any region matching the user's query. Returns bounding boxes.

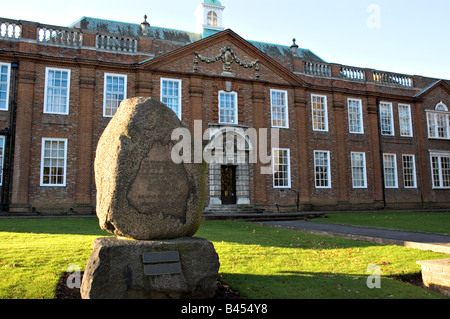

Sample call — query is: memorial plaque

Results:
[143,263,182,276]
[142,251,180,264]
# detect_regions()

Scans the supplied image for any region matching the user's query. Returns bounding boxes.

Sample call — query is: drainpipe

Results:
[0,61,19,212]
[376,98,386,208]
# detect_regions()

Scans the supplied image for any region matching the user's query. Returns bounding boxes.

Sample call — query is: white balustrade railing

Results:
[303,62,331,77]
[0,20,21,39]
[340,67,365,81]
[373,71,413,87]
[96,34,137,53]
[37,26,82,47]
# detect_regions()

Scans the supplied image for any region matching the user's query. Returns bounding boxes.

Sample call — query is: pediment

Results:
[414,79,450,98]
[139,29,303,86]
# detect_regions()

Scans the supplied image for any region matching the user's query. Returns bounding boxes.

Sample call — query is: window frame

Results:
[270,89,289,129]
[402,154,417,188]
[348,98,364,134]
[314,150,331,189]
[398,104,413,137]
[383,153,398,189]
[272,148,291,189]
[427,102,450,140]
[430,151,450,189]
[351,152,367,189]
[43,67,71,115]
[160,78,182,120]
[379,102,394,136]
[0,62,11,111]
[311,94,328,132]
[218,90,238,125]
[103,73,127,118]
[40,138,68,187]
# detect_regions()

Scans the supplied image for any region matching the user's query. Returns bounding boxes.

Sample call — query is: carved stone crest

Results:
[194,45,260,78]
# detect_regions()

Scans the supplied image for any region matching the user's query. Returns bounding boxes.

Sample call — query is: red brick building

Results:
[0,1,449,214]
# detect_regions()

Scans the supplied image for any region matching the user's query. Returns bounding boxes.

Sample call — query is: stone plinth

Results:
[81,237,220,299]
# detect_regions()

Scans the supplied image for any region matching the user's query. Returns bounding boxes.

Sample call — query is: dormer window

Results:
[207,11,218,27]
[427,101,449,139]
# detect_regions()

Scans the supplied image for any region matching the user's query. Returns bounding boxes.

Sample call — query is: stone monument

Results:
[81,97,219,299]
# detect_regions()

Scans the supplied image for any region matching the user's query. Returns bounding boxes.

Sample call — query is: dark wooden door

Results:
[221,166,237,205]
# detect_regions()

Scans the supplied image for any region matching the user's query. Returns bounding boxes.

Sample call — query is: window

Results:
[40,138,67,187]
[271,89,288,128]
[272,148,291,188]
[312,95,328,131]
[161,78,182,119]
[379,102,394,136]
[348,99,364,134]
[398,104,413,137]
[351,152,367,188]
[103,73,127,117]
[219,91,238,124]
[402,155,417,188]
[44,68,71,115]
[430,152,450,189]
[207,11,218,27]
[427,102,449,139]
[0,62,11,111]
[383,154,398,188]
[314,151,331,188]
[0,136,5,185]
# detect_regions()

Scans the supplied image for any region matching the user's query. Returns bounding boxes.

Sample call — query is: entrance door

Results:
[221,166,237,205]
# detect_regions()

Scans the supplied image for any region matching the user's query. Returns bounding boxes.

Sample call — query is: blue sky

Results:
[3,0,449,79]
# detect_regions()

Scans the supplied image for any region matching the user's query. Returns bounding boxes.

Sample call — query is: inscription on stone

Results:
[142,251,181,276]
[127,142,189,223]
[142,251,180,264]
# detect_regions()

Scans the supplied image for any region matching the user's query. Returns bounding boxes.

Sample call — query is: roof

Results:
[69,17,324,62]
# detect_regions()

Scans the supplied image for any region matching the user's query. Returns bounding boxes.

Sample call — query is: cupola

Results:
[196,0,225,38]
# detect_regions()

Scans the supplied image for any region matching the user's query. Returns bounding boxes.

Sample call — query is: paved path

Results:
[257,220,450,255]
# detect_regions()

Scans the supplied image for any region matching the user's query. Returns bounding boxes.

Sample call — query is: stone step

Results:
[203,211,325,221]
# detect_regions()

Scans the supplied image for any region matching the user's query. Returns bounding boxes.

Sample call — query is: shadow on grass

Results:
[218,272,443,299]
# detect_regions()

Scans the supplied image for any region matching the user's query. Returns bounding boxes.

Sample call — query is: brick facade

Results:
[0,15,449,214]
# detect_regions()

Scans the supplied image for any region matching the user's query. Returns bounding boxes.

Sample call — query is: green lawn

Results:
[0,217,448,299]
[314,211,450,234]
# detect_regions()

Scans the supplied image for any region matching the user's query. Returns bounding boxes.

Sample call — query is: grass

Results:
[0,217,448,299]
[314,211,450,234]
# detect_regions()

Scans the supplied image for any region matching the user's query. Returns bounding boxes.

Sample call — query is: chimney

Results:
[290,38,299,57]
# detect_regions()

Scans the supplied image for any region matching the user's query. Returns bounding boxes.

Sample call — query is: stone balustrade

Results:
[96,34,137,53]
[303,61,332,77]
[340,67,365,81]
[37,25,82,47]
[373,71,413,87]
[0,19,21,39]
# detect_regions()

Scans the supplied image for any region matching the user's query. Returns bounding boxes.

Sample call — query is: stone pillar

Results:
[368,97,385,208]
[10,61,35,213]
[236,163,250,205]
[251,82,267,206]
[74,67,95,214]
[209,163,222,206]
[333,92,349,209]
[294,87,311,209]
